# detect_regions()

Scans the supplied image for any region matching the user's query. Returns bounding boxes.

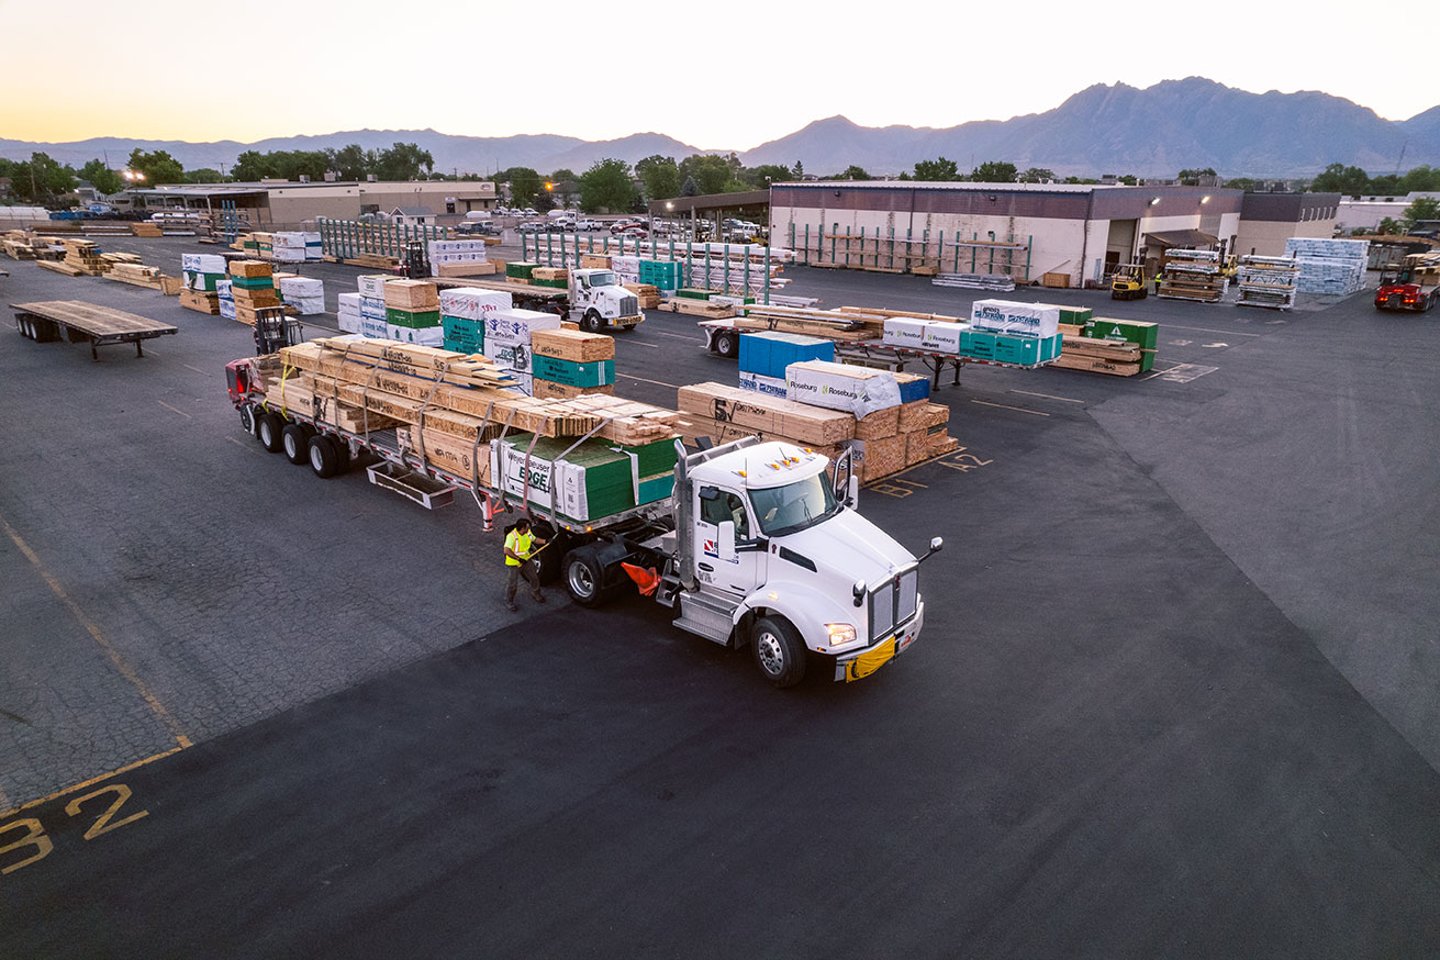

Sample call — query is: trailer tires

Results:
[713,330,739,358]
[580,309,603,333]
[562,548,608,608]
[308,435,341,478]
[281,423,313,465]
[257,412,285,453]
[751,616,807,688]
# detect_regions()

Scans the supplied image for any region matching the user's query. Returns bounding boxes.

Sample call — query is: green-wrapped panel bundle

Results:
[676,288,713,300]
[506,261,538,280]
[493,433,637,522]
[386,307,442,329]
[531,354,615,388]
[229,275,275,290]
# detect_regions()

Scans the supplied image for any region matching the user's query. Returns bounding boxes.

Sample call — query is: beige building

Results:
[769,181,1244,288]
[1234,192,1340,257]
[129,179,496,229]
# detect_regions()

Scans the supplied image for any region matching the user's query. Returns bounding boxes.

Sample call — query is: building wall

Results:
[266,181,495,225]
[1234,218,1332,257]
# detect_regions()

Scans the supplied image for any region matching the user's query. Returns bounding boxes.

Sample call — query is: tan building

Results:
[129,179,496,229]
[1234,192,1340,257]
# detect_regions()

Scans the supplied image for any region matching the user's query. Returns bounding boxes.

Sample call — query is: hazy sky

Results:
[5,0,1433,148]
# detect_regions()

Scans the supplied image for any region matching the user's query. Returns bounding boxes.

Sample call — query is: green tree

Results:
[1177,167,1218,185]
[744,163,796,188]
[1377,217,1403,235]
[1402,196,1440,230]
[1309,162,1371,196]
[549,168,577,184]
[839,165,871,180]
[329,144,372,180]
[1018,167,1056,183]
[578,158,637,214]
[499,166,543,208]
[680,175,699,197]
[373,142,434,181]
[1223,177,1258,192]
[635,155,682,200]
[184,168,227,184]
[912,157,959,181]
[127,148,184,184]
[793,160,804,178]
[230,150,271,181]
[1400,165,1440,192]
[679,154,731,195]
[79,158,124,195]
[972,160,1018,182]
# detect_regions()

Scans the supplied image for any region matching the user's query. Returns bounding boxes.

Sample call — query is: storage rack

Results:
[1235,255,1298,310]
[1159,248,1225,303]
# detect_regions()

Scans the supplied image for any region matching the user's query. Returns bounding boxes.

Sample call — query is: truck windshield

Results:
[750,474,838,537]
[588,271,617,287]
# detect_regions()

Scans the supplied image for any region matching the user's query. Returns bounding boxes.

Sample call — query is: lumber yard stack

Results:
[680,354,954,483]
[228,260,283,325]
[1158,248,1225,303]
[1284,237,1369,295]
[483,307,562,396]
[263,337,684,524]
[530,328,617,400]
[877,299,1065,367]
[428,239,493,277]
[271,232,324,263]
[1236,256,1299,310]
[276,276,325,316]
[2,230,57,260]
[737,331,834,397]
[130,221,163,238]
[383,279,443,346]
[1054,317,1158,376]
[180,253,229,314]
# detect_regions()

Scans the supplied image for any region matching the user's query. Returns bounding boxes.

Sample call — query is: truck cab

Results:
[569,268,642,332]
[590,438,940,687]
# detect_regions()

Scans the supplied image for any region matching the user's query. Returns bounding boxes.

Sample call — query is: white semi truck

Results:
[226,359,941,686]
[439,269,643,333]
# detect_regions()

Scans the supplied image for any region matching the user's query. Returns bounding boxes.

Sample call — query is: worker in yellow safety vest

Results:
[503,517,547,612]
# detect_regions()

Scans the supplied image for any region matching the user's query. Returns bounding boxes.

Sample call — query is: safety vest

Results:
[505,529,533,567]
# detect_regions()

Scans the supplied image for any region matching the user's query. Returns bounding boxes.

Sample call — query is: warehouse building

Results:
[1234,192,1340,257]
[1336,191,1440,233]
[769,181,1244,288]
[126,178,497,229]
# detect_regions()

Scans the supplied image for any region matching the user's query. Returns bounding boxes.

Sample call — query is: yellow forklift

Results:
[1111,263,1148,300]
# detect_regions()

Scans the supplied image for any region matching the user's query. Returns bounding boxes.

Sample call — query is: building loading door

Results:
[1107,219,1138,268]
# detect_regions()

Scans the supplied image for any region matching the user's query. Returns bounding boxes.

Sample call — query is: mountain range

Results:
[3,78,1436,179]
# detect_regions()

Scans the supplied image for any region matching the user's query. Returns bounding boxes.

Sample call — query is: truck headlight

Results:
[825,623,857,645]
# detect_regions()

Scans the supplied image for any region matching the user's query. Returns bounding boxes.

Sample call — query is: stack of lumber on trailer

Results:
[675,380,956,482]
[270,338,681,446]
[657,297,735,318]
[728,304,886,342]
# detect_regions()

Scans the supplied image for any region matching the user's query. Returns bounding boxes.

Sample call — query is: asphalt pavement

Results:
[1,238,1436,957]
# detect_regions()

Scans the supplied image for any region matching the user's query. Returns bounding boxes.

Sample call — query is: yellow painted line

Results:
[970,399,1050,417]
[1009,389,1084,404]
[618,374,681,389]
[156,399,192,419]
[0,745,186,821]
[0,513,191,750]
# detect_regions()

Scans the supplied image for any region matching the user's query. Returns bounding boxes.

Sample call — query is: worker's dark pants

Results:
[505,562,543,603]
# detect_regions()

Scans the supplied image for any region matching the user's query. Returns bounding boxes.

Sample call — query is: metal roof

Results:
[775,180,1115,194]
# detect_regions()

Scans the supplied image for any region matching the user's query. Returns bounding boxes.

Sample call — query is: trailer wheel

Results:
[281,423,313,465]
[257,412,285,453]
[562,547,608,608]
[713,330,739,358]
[308,435,340,478]
[580,309,603,333]
[751,616,807,688]
[332,438,352,473]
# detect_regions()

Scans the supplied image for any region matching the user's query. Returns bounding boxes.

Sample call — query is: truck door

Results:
[695,485,766,595]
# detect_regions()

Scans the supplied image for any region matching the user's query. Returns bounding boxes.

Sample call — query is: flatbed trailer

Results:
[698,318,1057,388]
[11,300,178,360]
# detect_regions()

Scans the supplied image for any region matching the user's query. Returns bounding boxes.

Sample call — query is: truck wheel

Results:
[531,525,566,585]
[713,330,739,358]
[563,547,608,608]
[332,438,352,472]
[281,423,313,464]
[308,435,340,478]
[751,616,807,688]
[580,309,603,333]
[257,412,285,453]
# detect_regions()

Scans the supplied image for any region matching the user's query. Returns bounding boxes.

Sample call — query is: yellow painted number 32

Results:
[0,783,148,877]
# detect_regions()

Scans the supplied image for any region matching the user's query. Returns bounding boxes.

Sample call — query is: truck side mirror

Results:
[847,476,860,509]
[718,520,737,562]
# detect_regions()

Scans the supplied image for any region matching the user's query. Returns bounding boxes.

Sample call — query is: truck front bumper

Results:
[612,314,644,328]
[833,601,925,682]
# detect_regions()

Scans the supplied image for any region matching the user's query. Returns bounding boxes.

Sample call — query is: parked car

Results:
[609,219,648,236]
[517,221,547,234]
[522,208,539,217]
[456,221,500,236]
[574,218,602,231]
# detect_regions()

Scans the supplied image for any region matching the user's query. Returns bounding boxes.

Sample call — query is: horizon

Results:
[4,0,1434,148]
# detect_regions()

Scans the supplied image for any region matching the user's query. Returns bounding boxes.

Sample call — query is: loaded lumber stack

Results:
[1158,248,1224,303]
[229,260,282,325]
[439,286,511,353]
[1052,317,1158,376]
[530,328,616,400]
[180,253,229,314]
[61,239,108,275]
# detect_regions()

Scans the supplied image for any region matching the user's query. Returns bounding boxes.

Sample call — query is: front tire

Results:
[751,616,807,688]
[580,309,603,333]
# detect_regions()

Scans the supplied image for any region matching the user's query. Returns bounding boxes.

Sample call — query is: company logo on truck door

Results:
[703,538,717,557]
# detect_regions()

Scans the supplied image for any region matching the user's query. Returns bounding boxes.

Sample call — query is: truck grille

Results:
[869,567,919,641]
[620,295,638,317]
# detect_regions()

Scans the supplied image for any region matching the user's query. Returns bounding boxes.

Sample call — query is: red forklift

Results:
[1375,253,1440,312]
